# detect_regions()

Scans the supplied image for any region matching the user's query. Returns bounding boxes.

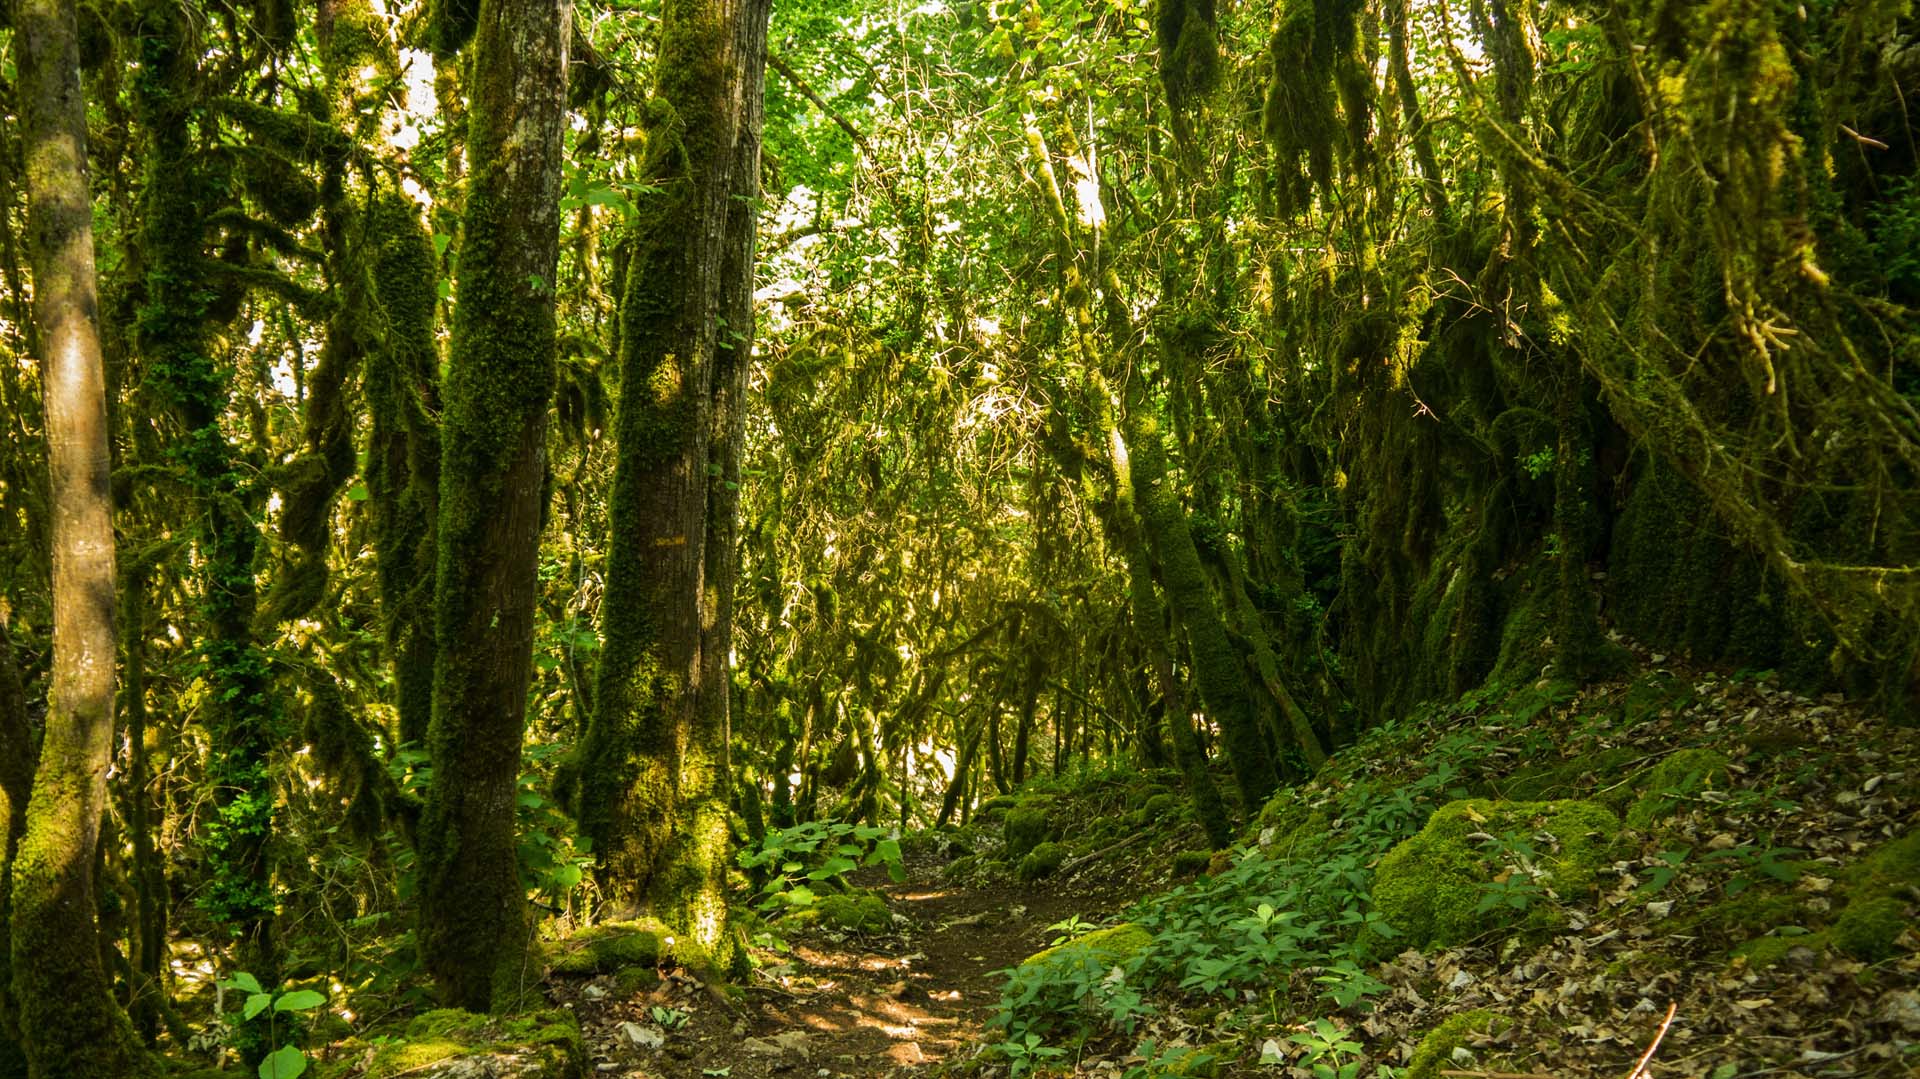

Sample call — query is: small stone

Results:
[582,984,609,1000]
[621,1022,664,1049]
[818,1069,832,1077]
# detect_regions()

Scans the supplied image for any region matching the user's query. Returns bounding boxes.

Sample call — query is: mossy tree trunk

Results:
[1122,378,1279,813]
[132,0,280,997]
[575,0,769,977]
[10,0,153,1071]
[0,618,33,1073]
[1106,426,1233,848]
[417,0,570,1013]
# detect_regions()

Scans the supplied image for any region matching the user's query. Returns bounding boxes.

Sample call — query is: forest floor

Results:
[559,860,1146,1079]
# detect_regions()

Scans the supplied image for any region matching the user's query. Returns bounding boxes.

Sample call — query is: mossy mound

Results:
[544,919,665,975]
[1369,799,1620,952]
[1017,923,1154,980]
[317,1009,583,1079]
[1843,827,1919,899]
[1404,1010,1513,1079]
[1831,895,1909,962]
[813,891,892,933]
[1170,849,1212,877]
[1017,841,1066,881]
[1003,802,1058,860]
[1625,749,1730,828]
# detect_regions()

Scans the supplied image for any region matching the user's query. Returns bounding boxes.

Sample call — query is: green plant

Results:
[1473,833,1551,915]
[1704,841,1803,896]
[221,972,326,1079]
[650,1005,689,1030]
[736,819,906,913]
[992,1032,1066,1076]
[1046,913,1100,947]
[1288,1018,1364,1079]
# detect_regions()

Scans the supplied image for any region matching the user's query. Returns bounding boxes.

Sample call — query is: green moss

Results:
[544,919,665,975]
[814,892,891,933]
[1368,799,1620,952]
[1831,896,1908,962]
[1141,793,1182,820]
[1018,924,1154,980]
[1625,749,1730,828]
[342,1009,582,1079]
[1004,806,1056,861]
[1404,1011,1512,1079]
[1171,850,1212,877]
[942,854,980,881]
[1620,671,1690,724]
[1017,842,1066,881]
[612,965,661,996]
[1842,828,1920,899]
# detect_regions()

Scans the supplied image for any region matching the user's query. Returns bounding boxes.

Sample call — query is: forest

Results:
[0,0,1916,1076]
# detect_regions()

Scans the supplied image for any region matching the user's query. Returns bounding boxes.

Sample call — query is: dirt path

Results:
[565,861,1141,1079]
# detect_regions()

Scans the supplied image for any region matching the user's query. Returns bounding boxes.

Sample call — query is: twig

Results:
[1624,1001,1678,1079]
[1439,1071,1559,1079]
[1058,830,1148,875]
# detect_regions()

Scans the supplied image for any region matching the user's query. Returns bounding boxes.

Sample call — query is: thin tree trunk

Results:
[1122,378,1279,813]
[11,1,152,1069]
[417,0,570,1013]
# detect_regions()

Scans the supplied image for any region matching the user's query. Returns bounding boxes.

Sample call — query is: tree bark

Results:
[10,0,153,1070]
[575,0,770,977]
[417,0,570,1013]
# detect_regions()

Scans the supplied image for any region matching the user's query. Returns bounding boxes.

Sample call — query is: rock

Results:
[544,920,667,975]
[619,1022,663,1050]
[1016,923,1153,980]
[1368,799,1620,953]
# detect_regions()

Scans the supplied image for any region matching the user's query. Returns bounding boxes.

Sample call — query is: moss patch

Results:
[1831,896,1908,962]
[544,919,665,975]
[324,1009,584,1079]
[1004,804,1057,860]
[1018,923,1154,980]
[1017,841,1066,881]
[1404,1010,1512,1079]
[814,891,892,933]
[1625,749,1731,828]
[1171,849,1212,877]
[1369,799,1620,952]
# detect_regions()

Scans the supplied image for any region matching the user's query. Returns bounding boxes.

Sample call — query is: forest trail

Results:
[564,861,1140,1079]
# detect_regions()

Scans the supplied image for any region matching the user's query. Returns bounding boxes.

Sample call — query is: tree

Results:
[573,0,771,976]
[8,0,153,1071]
[416,0,572,1012]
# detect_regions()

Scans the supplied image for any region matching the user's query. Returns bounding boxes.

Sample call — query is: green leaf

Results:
[274,990,327,1012]
[259,1044,308,1079]
[226,972,265,995]
[243,993,273,1020]
[345,483,368,501]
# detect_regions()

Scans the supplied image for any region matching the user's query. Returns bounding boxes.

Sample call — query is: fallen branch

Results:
[1058,830,1148,875]
[1624,1001,1679,1079]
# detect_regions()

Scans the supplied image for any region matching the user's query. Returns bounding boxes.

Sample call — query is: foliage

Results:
[735,819,905,913]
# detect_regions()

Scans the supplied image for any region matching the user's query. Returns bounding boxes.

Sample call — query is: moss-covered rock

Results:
[1843,828,1919,899]
[1017,923,1154,980]
[1017,841,1066,881]
[1369,799,1620,952]
[1625,749,1730,828]
[1004,805,1057,861]
[942,853,980,881]
[1831,896,1908,962]
[1499,746,1641,802]
[814,891,892,933]
[318,1009,583,1079]
[544,919,665,975]
[1404,1011,1512,1079]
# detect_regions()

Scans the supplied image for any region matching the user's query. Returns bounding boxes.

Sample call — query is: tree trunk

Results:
[417,0,570,1013]
[10,0,152,1070]
[575,0,769,978]
[0,618,34,1074]
[1122,381,1279,814]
